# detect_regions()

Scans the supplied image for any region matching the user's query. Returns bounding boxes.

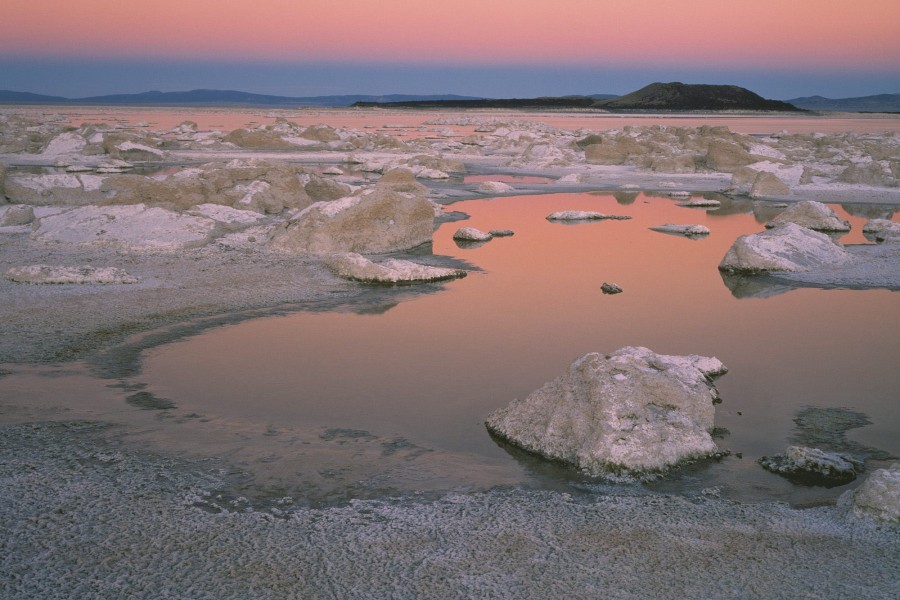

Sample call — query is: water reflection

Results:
[131,193,900,505]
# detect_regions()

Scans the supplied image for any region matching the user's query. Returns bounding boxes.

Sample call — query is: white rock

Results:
[31,204,220,251]
[477,181,515,193]
[557,173,584,184]
[667,191,692,198]
[765,201,850,232]
[677,199,721,208]
[416,168,450,180]
[5,265,139,284]
[187,204,266,231]
[116,141,166,159]
[325,253,467,284]
[65,165,95,173]
[322,166,344,175]
[41,132,86,156]
[719,223,855,273]
[847,464,900,522]
[485,347,727,475]
[546,211,631,221]
[453,227,493,242]
[649,224,710,236]
[862,218,900,242]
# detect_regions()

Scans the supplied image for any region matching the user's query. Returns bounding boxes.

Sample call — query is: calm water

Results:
[131,193,900,505]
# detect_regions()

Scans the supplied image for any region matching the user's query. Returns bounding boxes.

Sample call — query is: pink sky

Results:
[4,0,900,69]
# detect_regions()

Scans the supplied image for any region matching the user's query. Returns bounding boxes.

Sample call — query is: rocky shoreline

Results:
[1,107,898,597]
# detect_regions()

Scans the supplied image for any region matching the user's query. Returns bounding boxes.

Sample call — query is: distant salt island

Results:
[1,82,898,112]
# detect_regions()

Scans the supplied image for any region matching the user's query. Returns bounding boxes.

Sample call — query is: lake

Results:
[128,192,900,506]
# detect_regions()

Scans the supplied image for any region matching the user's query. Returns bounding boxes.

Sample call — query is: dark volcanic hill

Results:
[594,82,801,111]
[352,82,801,112]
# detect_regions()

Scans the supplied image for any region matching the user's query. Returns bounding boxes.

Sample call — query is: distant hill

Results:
[786,93,900,113]
[594,82,802,111]
[353,83,802,112]
[0,89,484,107]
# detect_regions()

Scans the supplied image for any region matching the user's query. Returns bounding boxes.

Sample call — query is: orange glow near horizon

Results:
[4,0,900,70]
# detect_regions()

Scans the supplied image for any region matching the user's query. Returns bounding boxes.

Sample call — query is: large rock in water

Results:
[268,188,434,254]
[485,347,727,476]
[765,200,851,231]
[719,222,854,273]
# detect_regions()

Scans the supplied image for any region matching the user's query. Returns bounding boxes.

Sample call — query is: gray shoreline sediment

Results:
[2,420,897,599]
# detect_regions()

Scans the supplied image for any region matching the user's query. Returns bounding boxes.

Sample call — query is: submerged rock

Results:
[489,229,515,237]
[452,227,493,242]
[546,211,631,222]
[268,188,434,255]
[758,446,860,486]
[719,223,854,273]
[325,253,467,284]
[765,201,851,232]
[845,464,900,522]
[649,224,710,237]
[485,347,728,476]
[5,264,140,284]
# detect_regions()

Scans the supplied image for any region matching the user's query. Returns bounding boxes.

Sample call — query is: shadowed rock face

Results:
[485,347,727,476]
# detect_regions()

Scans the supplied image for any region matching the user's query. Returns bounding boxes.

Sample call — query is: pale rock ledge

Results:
[5,265,140,284]
[325,253,467,284]
[485,346,728,476]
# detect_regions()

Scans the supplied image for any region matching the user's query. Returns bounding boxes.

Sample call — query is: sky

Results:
[2,0,899,99]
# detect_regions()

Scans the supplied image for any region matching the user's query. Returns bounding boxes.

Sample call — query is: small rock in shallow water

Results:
[546,211,631,222]
[649,224,710,237]
[324,252,466,284]
[601,282,623,294]
[765,200,850,232]
[488,229,514,237]
[758,446,860,486]
[452,227,493,242]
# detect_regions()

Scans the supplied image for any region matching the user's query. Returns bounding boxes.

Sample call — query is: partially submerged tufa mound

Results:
[325,253,467,285]
[719,222,854,273]
[485,347,727,476]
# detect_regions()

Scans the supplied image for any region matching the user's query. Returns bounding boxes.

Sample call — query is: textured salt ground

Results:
[1,421,897,600]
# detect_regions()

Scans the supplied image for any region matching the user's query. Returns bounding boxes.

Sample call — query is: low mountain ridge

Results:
[787,93,900,113]
[0,89,484,107]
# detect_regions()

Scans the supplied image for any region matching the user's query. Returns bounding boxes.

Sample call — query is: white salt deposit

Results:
[846,464,900,522]
[452,227,493,242]
[325,252,467,284]
[546,211,631,221]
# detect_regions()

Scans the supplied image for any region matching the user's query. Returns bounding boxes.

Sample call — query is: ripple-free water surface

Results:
[137,193,899,505]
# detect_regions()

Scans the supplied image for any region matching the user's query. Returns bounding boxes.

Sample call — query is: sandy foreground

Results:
[1,108,898,598]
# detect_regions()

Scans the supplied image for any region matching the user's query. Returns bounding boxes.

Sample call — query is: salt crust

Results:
[5,264,139,284]
[2,422,897,599]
